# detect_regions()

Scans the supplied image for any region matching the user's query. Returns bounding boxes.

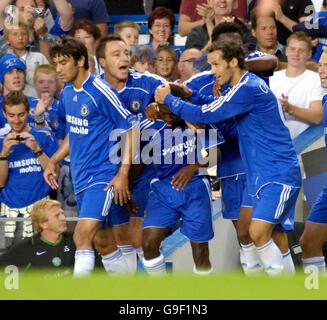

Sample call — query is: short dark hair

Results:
[211,22,244,42]
[148,6,175,30]
[250,7,276,30]
[158,83,188,111]
[4,90,29,113]
[208,41,246,69]
[170,83,187,100]
[96,34,124,60]
[323,0,327,8]
[50,37,89,70]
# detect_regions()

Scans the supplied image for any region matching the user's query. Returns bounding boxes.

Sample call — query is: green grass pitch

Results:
[0,270,326,300]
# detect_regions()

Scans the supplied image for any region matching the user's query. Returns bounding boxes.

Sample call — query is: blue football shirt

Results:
[0,127,58,208]
[59,74,138,194]
[145,120,224,180]
[185,72,245,178]
[165,71,302,194]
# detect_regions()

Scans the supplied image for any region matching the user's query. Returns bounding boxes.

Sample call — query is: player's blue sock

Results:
[256,239,284,276]
[74,249,95,277]
[282,249,295,274]
[143,254,166,275]
[302,256,326,274]
[101,249,129,275]
[117,245,137,274]
[193,265,213,275]
[240,242,263,275]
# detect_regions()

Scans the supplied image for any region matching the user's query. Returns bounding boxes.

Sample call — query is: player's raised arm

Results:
[155,79,253,125]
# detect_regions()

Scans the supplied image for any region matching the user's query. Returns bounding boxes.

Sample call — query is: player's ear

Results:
[99,57,106,69]
[230,57,238,68]
[40,221,48,230]
[251,28,256,38]
[77,56,86,68]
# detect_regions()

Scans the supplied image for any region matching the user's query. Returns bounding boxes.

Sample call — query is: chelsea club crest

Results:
[80,104,89,116]
[130,100,141,113]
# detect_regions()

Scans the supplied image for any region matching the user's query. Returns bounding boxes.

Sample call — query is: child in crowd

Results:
[4,23,48,97]
[114,20,140,50]
[130,44,156,73]
[154,44,177,81]
[33,64,60,136]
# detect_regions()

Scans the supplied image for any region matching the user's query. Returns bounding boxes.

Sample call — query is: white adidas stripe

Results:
[102,188,114,217]
[274,185,291,219]
[94,78,126,110]
[202,76,249,113]
[93,81,130,119]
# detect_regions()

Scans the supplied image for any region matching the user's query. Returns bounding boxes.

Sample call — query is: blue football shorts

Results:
[143,177,214,242]
[76,183,114,221]
[251,182,300,232]
[221,174,253,220]
[306,182,327,224]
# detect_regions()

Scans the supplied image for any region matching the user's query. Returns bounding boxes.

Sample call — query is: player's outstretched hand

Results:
[155,83,171,104]
[171,164,199,190]
[145,102,161,121]
[44,160,59,190]
[105,173,131,206]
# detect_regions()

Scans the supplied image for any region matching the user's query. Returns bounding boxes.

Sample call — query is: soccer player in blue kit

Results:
[142,84,223,275]
[300,48,327,274]
[43,38,138,277]
[95,35,165,272]
[155,41,302,276]
[182,23,283,274]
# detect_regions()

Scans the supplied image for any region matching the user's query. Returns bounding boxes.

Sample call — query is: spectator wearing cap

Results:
[0,53,50,131]
[4,22,48,97]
